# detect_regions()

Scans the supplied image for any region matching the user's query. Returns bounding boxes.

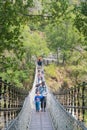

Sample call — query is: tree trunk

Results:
[62,53,66,65]
[57,48,59,65]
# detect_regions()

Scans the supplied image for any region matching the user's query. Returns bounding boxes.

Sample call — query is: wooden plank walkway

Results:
[29,109,54,130]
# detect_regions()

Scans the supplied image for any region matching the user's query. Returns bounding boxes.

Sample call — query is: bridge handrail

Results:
[6,66,38,130]
[55,82,87,127]
[6,94,31,130]
[47,87,87,130]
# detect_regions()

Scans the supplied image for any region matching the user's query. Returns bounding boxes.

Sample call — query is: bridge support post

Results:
[82,82,85,122]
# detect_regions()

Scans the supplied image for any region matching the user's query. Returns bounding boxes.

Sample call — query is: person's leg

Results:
[41,99,44,111]
[44,101,46,112]
[37,102,40,112]
[43,97,46,112]
[35,102,38,112]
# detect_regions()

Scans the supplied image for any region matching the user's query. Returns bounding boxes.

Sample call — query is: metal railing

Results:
[47,88,87,130]
[54,82,87,126]
[6,66,38,130]
[48,81,87,130]
[0,77,28,130]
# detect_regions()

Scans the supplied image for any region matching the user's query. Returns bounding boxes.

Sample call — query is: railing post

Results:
[75,86,78,119]
[74,86,76,116]
[71,88,73,115]
[4,80,7,127]
[0,77,2,127]
[8,83,11,108]
[13,87,15,108]
[4,80,7,108]
[68,89,71,113]
[0,77,2,108]
[67,90,69,112]
[11,87,13,108]
[8,83,11,122]
[64,90,67,110]
[77,85,80,120]
[82,82,85,122]
[14,88,16,108]
[16,90,18,108]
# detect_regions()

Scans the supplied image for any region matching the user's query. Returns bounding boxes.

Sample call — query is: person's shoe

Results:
[44,109,46,112]
[36,110,39,112]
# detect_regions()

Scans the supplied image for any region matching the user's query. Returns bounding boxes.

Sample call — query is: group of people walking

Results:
[34,57,47,112]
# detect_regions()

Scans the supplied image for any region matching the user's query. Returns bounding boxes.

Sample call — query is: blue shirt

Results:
[34,95,42,102]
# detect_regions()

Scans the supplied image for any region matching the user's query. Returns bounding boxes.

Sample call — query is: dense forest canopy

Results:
[0,0,87,89]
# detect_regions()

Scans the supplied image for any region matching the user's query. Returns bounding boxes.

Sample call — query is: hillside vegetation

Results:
[44,61,87,93]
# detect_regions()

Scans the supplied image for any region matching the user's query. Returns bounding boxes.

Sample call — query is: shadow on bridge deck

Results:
[29,109,54,130]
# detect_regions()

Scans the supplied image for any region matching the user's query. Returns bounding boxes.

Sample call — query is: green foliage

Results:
[0,0,33,54]
[47,0,69,22]
[0,52,35,89]
[45,21,81,57]
[74,1,87,44]
[44,64,57,78]
[21,25,49,57]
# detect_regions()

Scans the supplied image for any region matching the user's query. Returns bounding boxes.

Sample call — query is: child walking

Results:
[34,91,42,112]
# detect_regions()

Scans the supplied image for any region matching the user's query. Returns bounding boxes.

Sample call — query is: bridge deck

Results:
[29,109,54,130]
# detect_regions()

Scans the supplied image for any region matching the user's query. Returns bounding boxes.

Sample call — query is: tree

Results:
[0,0,33,54]
[45,19,81,64]
[74,1,87,45]
[21,25,49,60]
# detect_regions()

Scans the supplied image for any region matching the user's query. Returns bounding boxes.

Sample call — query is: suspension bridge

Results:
[0,60,87,130]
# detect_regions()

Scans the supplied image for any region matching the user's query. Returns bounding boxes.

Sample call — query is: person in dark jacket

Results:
[37,57,42,67]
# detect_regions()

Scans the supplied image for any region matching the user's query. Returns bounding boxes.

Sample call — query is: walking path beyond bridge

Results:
[4,65,87,130]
